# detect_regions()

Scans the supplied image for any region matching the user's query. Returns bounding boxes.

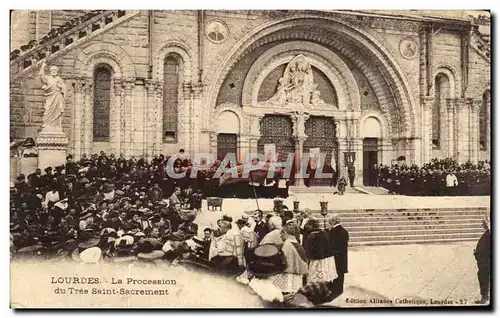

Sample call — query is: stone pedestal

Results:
[36,130,68,170]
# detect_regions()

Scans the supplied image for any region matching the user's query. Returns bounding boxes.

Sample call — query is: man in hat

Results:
[193,228,213,260]
[42,166,54,188]
[78,210,95,232]
[252,210,270,245]
[169,187,182,207]
[28,168,43,189]
[148,183,164,202]
[325,214,349,294]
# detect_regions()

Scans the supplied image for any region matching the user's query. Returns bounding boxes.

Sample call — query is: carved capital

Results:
[182,81,193,96]
[72,76,87,93]
[113,78,123,93]
[82,77,93,95]
[122,78,135,93]
[446,98,455,112]
[145,79,157,96]
[421,96,434,110]
[154,81,164,98]
[192,82,204,98]
[471,99,482,111]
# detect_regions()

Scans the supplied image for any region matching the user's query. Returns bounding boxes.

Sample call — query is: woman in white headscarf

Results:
[259,216,283,247]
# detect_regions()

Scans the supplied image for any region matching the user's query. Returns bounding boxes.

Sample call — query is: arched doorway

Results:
[362,116,381,186]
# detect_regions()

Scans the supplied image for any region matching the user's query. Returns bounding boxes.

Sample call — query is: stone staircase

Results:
[318,207,488,246]
[10,10,139,79]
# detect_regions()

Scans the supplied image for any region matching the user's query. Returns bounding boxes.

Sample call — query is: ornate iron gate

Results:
[303,116,338,186]
[217,133,237,161]
[257,115,296,163]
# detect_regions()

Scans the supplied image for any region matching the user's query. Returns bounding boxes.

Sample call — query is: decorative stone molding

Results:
[122,78,135,92]
[145,79,157,95]
[241,41,360,112]
[340,14,421,33]
[471,99,482,111]
[203,16,417,138]
[359,111,389,139]
[154,40,194,83]
[182,81,194,97]
[399,37,418,60]
[212,102,248,135]
[74,42,136,79]
[432,64,460,98]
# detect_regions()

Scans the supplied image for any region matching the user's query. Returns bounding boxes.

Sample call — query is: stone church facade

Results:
[10,10,490,185]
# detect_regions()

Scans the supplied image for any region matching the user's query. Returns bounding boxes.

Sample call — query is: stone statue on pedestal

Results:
[35,60,69,170]
[38,60,66,132]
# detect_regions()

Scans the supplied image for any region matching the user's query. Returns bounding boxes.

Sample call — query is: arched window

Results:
[93,64,112,142]
[163,55,181,142]
[479,90,490,151]
[432,74,451,149]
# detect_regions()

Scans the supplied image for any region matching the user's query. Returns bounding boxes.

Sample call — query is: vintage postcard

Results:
[9,9,491,308]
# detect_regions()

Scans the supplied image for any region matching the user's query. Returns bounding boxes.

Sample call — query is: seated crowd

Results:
[377,158,490,196]
[10,151,348,307]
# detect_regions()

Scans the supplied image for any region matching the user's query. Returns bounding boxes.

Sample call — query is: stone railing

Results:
[470,27,490,61]
[10,10,130,76]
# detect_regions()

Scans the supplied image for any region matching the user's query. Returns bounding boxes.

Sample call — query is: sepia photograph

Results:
[8,8,491,309]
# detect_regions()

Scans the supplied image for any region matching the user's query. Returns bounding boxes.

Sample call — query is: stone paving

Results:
[328,241,486,307]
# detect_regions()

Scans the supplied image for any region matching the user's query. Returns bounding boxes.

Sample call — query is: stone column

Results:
[82,77,93,156]
[470,99,481,164]
[292,112,309,187]
[209,131,218,158]
[192,83,204,156]
[446,98,455,158]
[421,97,434,164]
[72,77,86,160]
[112,78,123,156]
[122,79,135,158]
[180,82,192,153]
[485,93,491,156]
[294,137,307,187]
[154,81,163,155]
[145,79,156,160]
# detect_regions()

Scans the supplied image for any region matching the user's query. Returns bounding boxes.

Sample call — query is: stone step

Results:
[342,218,482,227]
[350,232,482,242]
[343,222,483,233]
[289,187,360,194]
[339,216,485,224]
[316,210,488,217]
[308,207,489,213]
[348,227,484,237]
[350,237,479,247]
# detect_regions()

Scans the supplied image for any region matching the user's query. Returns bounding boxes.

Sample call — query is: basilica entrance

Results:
[257,115,296,180]
[303,116,338,186]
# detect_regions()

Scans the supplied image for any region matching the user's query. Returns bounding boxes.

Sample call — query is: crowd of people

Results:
[376,158,491,196]
[10,10,122,61]
[10,150,350,307]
